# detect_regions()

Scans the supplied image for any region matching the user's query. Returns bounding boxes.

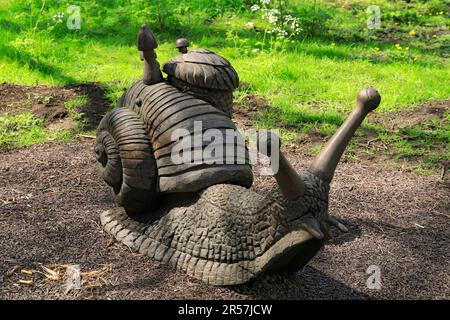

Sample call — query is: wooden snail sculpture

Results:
[95,25,381,286]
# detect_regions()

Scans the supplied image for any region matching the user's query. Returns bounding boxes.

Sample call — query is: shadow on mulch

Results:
[328,220,362,246]
[232,267,370,300]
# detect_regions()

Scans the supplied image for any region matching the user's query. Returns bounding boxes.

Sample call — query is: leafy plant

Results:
[426,0,449,14]
[382,9,420,24]
[250,0,302,40]
[66,96,89,131]
[0,112,73,150]
[293,1,332,38]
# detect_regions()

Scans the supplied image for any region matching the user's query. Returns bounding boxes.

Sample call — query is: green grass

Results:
[0,0,448,109]
[0,0,448,172]
[0,112,75,151]
[65,95,89,130]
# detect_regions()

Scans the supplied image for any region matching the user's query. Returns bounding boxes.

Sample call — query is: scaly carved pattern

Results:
[100,172,329,286]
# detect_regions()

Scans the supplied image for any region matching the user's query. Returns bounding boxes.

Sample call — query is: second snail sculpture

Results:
[95,25,381,286]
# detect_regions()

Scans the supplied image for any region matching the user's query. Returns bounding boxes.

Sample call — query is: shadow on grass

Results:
[260,108,345,130]
[0,42,77,84]
[1,12,442,92]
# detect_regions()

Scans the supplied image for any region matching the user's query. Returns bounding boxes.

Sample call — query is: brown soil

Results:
[232,93,273,129]
[0,82,111,130]
[370,100,449,130]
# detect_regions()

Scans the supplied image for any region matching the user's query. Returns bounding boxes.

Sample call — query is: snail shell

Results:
[162,49,239,91]
[95,107,158,215]
[95,80,253,215]
[95,48,251,216]
[121,80,253,194]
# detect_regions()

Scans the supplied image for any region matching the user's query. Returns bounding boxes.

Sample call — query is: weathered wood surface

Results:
[121,81,253,193]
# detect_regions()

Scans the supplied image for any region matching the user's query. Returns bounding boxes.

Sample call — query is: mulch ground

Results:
[0,83,449,299]
[0,140,448,299]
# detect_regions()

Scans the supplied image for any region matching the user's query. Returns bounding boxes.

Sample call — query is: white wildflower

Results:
[265,10,279,24]
[245,22,254,27]
[260,0,271,4]
[53,12,64,21]
[251,4,260,12]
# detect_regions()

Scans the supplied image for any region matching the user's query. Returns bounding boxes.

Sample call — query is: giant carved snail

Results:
[95,25,381,286]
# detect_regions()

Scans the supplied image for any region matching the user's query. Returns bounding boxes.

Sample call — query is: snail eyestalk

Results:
[259,132,305,200]
[137,25,163,85]
[176,38,189,54]
[310,87,381,183]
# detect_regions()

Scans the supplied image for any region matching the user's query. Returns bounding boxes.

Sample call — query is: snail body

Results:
[100,176,328,286]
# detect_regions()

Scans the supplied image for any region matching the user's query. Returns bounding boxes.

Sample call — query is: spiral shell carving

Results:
[121,81,253,194]
[95,108,158,215]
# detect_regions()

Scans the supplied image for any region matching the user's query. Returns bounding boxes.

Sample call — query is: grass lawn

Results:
[0,0,449,173]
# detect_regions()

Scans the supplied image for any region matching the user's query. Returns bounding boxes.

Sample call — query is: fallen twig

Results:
[20,269,34,275]
[366,138,380,147]
[79,134,96,139]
